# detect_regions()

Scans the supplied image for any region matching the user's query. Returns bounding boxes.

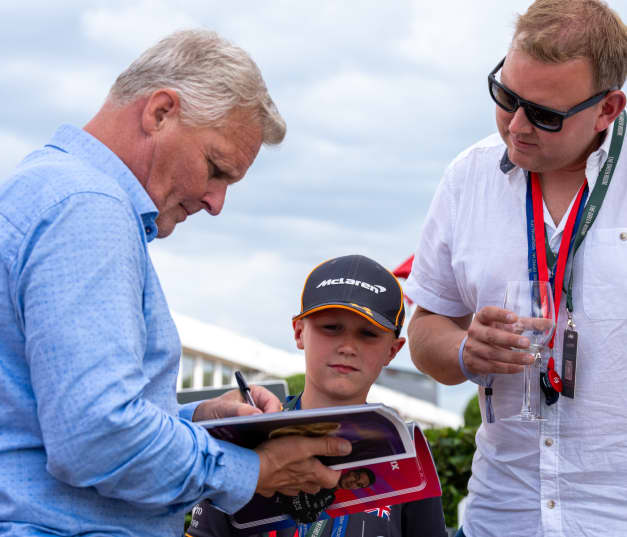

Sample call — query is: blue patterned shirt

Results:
[0,125,259,536]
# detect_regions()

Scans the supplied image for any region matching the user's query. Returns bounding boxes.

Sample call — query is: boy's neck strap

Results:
[284,393,303,411]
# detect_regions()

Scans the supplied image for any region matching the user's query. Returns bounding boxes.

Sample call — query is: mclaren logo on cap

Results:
[316,278,387,294]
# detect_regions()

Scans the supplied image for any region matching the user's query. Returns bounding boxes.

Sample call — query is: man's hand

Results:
[462,306,535,376]
[254,435,352,497]
[192,385,282,421]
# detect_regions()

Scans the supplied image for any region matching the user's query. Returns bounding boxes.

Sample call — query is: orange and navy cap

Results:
[293,255,405,337]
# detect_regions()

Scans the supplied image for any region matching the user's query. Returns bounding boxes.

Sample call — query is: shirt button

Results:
[145,226,152,235]
[547,500,556,509]
[620,232,627,241]
[544,438,554,447]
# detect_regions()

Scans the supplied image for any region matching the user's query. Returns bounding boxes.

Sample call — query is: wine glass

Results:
[501,280,555,422]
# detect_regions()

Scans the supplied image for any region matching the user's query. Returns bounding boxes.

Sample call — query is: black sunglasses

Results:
[488,57,615,132]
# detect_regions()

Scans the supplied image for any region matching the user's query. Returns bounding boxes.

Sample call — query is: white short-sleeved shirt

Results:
[405,118,627,537]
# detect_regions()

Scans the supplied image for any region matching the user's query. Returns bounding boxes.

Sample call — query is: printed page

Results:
[227,421,441,535]
[198,403,415,468]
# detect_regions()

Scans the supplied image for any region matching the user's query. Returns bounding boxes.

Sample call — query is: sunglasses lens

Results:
[490,80,518,112]
[525,106,562,131]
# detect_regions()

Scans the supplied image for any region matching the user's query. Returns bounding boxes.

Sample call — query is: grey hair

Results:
[109,29,286,145]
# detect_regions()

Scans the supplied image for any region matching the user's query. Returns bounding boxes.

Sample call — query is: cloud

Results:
[0,59,111,117]
[149,243,311,351]
[399,0,533,74]
[80,1,198,53]
[0,130,37,181]
[292,70,452,140]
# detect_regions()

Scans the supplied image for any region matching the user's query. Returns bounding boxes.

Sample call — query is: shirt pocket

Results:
[582,228,627,320]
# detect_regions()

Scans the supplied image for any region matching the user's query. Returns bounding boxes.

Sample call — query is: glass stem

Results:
[522,362,533,416]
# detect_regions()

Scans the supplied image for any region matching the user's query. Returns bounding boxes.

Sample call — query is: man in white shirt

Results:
[405,1,627,536]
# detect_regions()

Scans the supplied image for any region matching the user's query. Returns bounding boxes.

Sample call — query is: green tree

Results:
[285,373,305,396]
[463,394,481,427]
[424,425,477,529]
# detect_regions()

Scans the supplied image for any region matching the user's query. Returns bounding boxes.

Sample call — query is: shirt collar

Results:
[499,117,617,189]
[499,150,517,174]
[46,124,159,242]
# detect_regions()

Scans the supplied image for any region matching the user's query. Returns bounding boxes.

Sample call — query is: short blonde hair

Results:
[513,0,627,91]
[109,29,285,145]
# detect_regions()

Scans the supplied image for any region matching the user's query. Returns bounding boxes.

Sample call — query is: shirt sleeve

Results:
[180,401,202,421]
[404,164,473,318]
[13,192,258,513]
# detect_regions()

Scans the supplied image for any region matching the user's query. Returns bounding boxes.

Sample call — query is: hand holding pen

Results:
[235,370,257,408]
[191,372,281,421]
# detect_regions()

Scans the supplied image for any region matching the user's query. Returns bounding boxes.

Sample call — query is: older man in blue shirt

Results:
[0,30,350,536]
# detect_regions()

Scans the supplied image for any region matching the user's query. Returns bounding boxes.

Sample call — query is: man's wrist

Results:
[458,335,482,385]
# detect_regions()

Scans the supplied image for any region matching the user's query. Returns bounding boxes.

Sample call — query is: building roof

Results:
[172,311,306,377]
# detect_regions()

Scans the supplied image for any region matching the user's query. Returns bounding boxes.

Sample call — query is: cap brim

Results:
[292,302,395,334]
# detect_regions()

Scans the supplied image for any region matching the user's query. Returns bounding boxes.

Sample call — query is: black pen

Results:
[235,370,257,408]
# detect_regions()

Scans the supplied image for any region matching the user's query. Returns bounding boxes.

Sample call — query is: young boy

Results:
[187,254,448,537]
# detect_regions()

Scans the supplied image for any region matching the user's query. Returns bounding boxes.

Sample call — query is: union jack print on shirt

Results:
[364,505,391,519]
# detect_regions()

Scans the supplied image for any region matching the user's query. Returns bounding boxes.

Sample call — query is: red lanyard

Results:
[530,172,587,351]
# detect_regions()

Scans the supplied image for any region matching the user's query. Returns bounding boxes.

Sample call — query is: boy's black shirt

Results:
[187,496,447,537]
[186,394,447,537]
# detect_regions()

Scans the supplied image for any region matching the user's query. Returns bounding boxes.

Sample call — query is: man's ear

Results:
[384,336,406,367]
[141,89,181,134]
[293,319,306,350]
[595,90,626,132]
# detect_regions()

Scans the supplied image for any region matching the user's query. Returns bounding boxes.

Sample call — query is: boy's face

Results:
[293,309,405,406]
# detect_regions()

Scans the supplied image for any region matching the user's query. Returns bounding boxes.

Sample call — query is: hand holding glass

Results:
[502,281,555,422]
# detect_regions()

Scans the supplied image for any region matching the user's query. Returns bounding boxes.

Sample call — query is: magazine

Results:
[198,403,441,534]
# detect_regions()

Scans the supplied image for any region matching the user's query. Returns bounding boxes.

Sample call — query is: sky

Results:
[2,0,625,416]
